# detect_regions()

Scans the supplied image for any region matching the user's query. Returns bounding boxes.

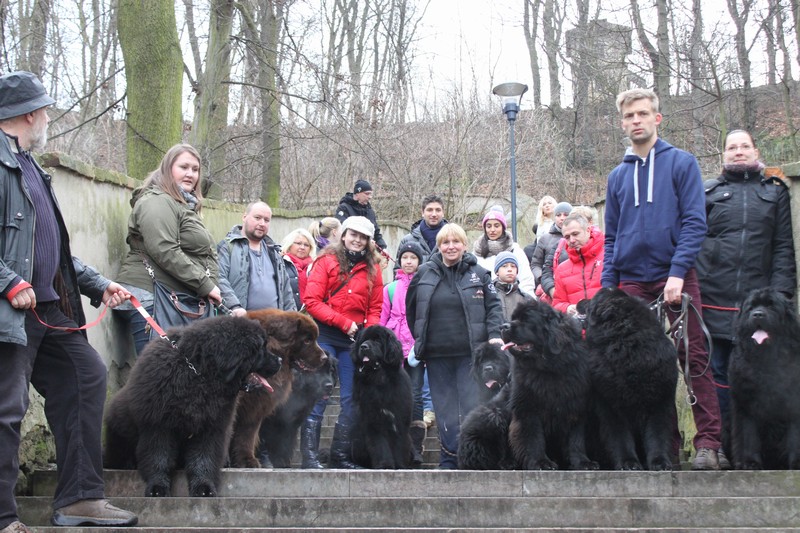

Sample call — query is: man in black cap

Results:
[0,71,137,531]
[334,179,387,250]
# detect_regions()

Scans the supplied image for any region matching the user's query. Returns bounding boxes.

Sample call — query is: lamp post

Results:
[492,82,528,241]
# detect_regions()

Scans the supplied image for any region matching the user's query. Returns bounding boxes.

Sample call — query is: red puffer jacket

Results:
[304,253,383,334]
[552,228,604,313]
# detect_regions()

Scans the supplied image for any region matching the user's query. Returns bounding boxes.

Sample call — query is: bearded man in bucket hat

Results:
[0,71,137,531]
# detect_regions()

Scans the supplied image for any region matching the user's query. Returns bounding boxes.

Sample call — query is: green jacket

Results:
[116,187,218,297]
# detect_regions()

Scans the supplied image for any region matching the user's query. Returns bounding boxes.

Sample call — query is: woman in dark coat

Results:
[696,129,796,467]
[406,223,505,469]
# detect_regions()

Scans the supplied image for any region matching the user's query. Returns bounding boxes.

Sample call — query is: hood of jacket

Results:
[620,138,677,207]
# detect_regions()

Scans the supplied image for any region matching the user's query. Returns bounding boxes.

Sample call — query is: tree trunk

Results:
[726,0,755,131]
[542,0,562,110]
[190,0,234,196]
[20,0,50,77]
[523,0,542,108]
[259,0,281,205]
[118,0,183,179]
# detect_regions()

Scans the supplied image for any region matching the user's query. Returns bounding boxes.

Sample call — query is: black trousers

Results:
[0,302,106,528]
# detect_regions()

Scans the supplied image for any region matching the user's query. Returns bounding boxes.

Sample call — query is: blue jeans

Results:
[311,343,355,426]
[711,338,733,448]
[426,355,480,469]
[404,360,425,421]
[422,368,433,412]
[113,306,153,356]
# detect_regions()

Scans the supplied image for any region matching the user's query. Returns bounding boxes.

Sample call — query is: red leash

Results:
[31,303,109,332]
[30,295,176,347]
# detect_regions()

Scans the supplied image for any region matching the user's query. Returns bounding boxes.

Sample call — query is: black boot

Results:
[300,417,324,469]
[329,421,362,469]
[409,420,427,467]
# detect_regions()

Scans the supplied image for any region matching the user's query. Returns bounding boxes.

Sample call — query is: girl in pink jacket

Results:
[380,241,427,464]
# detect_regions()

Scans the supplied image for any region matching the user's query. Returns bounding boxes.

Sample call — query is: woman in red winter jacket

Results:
[304,216,383,468]
[552,213,604,316]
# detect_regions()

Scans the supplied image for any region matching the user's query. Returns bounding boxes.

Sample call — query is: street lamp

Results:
[492,82,528,241]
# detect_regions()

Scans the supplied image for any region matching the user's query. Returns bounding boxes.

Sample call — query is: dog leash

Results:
[30,302,109,332]
[650,292,714,406]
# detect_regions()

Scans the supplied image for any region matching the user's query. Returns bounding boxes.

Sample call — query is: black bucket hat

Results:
[0,71,55,120]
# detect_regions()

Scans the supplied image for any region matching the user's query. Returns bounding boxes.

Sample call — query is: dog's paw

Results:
[620,459,643,471]
[146,484,170,497]
[190,483,218,497]
[528,457,558,470]
[735,459,763,470]
[574,459,599,471]
[648,457,672,471]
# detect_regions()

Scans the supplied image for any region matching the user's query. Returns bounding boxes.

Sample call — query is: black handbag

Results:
[142,256,215,337]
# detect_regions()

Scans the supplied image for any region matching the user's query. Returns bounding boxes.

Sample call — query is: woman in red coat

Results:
[552,213,604,316]
[304,216,383,468]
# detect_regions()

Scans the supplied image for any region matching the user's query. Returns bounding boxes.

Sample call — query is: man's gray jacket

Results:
[217,225,297,311]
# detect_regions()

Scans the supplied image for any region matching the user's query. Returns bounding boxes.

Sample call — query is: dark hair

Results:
[724,129,757,148]
[317,236,379,291]
[421,194,444,210]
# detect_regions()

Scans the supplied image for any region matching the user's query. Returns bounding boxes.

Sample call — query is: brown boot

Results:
[51,499,138,527]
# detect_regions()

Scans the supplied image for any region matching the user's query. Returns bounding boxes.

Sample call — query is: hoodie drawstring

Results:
[633,147,655,207]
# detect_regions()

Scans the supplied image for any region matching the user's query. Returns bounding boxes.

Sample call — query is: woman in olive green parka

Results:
[114,144,222,354]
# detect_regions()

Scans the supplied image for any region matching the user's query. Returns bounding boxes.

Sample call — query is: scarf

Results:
[723,160,766,175]
[473,232,513,258]
[180,189,199,211]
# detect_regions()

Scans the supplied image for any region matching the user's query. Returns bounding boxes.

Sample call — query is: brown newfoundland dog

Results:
[228,308,328,468]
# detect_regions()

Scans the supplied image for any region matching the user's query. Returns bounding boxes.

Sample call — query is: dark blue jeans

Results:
[425,355,480,469]
[711,338,733,449]
[113,306,153,356]
[403,360,425,421]
[311,343,355,426]
[0,303,107,529]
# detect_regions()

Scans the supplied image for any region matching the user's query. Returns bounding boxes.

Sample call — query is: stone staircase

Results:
[16,393,800,531]
[19,468,800,531]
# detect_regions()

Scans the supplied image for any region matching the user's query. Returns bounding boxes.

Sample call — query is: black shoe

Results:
[329,421,362,469]
[51,499,138,527]
[300,417,324,469]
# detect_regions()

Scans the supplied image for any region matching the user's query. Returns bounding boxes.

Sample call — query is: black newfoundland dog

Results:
[458,342,515,470]
[350,325,413,469]
[257,356,338,468]
[500,300,598,471]
[103,316,281,497]
[583,288,678,470]
[730,288,800,470]
[470,342,512,405]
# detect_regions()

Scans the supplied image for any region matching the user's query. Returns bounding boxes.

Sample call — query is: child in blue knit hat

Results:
[493,251,534,321]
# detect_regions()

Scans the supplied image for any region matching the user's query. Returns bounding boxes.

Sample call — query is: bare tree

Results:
[523,0,542,108]
[725,0,756,131]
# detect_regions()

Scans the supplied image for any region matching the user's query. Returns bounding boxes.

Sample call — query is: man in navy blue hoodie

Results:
[602,88,723,470]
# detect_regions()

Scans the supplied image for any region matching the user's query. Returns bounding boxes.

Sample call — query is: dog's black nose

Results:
[751,309,765,319]
[500,323,510,333]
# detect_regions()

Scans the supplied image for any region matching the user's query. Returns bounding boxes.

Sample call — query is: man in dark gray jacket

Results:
[217,201,297,315]
[0,71,137,532]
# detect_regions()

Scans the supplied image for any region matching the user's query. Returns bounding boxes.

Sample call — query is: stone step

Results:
[25,526,800,533]
[30,469,800,498]
[17,495,800,529]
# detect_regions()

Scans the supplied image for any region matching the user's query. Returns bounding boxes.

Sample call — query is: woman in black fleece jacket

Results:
[406,223,504,469]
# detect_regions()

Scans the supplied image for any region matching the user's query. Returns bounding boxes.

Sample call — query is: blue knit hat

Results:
[494,251,518,273]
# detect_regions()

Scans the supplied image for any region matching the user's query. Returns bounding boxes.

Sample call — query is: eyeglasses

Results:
[293,242,310,248]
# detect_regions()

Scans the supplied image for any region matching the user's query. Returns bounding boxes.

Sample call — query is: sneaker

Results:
[717,448,732,470]
[423,410,436,428]
[691,448,720,471]
[51,499,138,527]
[0,521,32,533]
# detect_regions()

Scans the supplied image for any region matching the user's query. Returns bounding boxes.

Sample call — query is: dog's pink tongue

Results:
[250,373,273,393]
[501,342,515,351]
[485,380,497,389]
[752,330,769,345]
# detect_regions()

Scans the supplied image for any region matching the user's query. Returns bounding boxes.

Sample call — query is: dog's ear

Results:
[384,331,405,367]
